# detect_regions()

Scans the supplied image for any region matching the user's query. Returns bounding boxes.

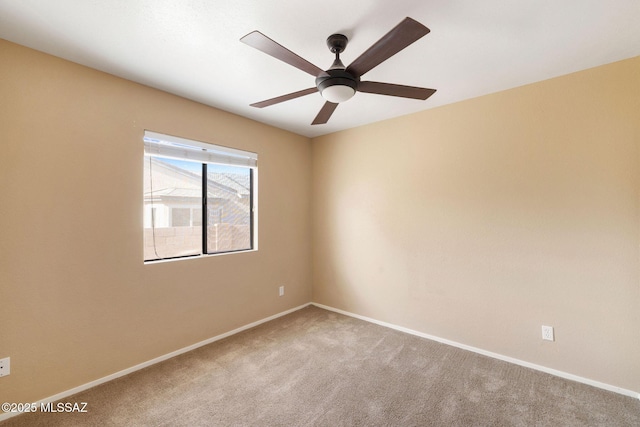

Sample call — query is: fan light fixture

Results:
[320,84,356,103]
[318,75,358,103]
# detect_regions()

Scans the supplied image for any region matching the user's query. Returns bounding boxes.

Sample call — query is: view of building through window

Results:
[144,157,252,261]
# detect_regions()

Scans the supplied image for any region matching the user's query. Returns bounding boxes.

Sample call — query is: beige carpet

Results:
[2,306,639,426]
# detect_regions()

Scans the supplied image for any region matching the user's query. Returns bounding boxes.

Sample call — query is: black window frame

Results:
[201,163,254,256]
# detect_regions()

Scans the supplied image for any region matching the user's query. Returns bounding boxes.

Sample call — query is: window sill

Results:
[143,248,257,265]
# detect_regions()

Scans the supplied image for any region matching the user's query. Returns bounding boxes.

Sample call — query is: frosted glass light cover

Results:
[321,85,356,103]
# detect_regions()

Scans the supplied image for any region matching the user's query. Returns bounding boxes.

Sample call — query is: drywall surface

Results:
[311,56,640,392]
[0,39,312,403]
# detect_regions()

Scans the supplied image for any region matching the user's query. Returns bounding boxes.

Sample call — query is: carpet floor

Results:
[2,305,639,426]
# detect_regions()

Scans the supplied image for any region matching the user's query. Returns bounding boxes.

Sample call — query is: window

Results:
[143,131,257,262]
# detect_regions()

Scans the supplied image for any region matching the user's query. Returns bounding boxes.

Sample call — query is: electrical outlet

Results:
[278,286,284,297]
[0,357,10,377]
[542,325,554,341]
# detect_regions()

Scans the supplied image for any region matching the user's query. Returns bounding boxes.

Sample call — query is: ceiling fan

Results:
[240,17,436,125]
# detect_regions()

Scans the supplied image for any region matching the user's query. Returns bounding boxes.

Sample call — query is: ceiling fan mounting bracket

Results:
[326,34,348,54]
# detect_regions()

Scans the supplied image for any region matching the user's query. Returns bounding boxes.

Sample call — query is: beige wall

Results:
[312,57,640,392]
[2,35,639,404]
[0,39,312,403]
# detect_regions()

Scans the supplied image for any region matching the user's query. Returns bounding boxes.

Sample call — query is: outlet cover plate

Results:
[542,325,554,341]
[0,357,10,377]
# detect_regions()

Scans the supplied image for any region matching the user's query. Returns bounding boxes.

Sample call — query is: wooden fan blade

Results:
[358,81,436,100]
[346,17,430,78]
[241,31,325,77]
[311,101,338,125]
[250,87,318,108]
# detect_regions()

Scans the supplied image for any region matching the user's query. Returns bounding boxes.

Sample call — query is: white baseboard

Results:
[311,302,640,401]
[3,300,637,423]
[0,303,312,422]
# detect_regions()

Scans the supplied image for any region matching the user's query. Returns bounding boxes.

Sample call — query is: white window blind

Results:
[143,130,257,168]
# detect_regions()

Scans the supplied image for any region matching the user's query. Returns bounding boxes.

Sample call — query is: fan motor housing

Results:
[315,69,359,94]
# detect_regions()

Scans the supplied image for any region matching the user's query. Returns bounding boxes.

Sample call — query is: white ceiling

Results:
[1,0,639,138]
